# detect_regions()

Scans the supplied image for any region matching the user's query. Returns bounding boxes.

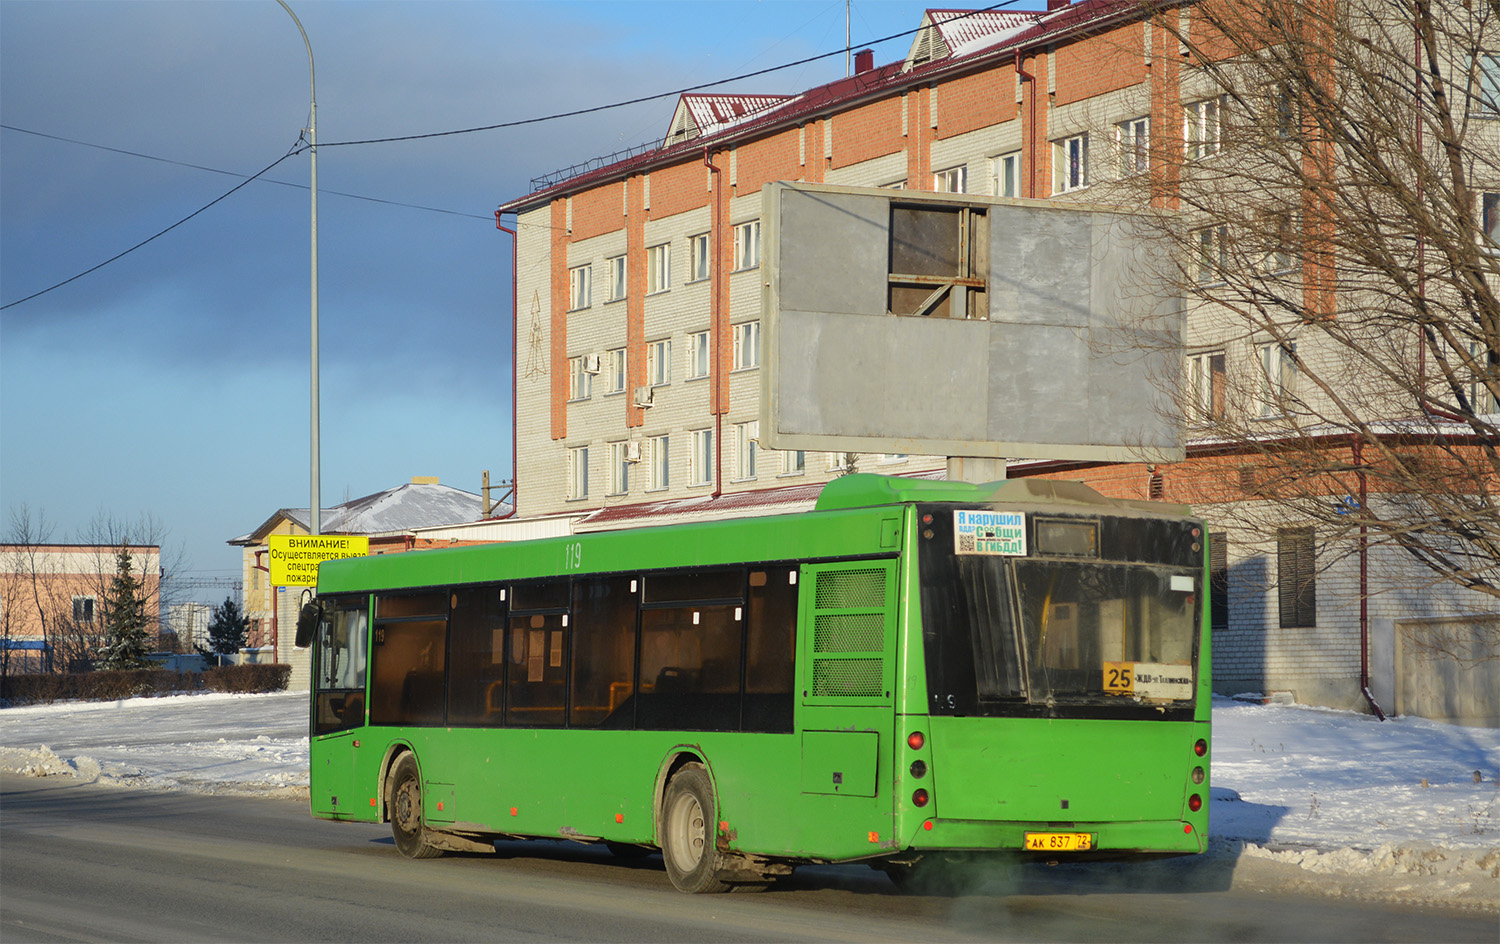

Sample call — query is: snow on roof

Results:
[230,482,491,545]
[904,9,1042,69]
[664,93,797,147]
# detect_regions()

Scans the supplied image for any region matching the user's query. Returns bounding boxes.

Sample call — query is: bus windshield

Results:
[918,505,1201,717]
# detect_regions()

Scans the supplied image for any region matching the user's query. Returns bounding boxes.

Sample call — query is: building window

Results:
[568,355,593,401]
[1184,97,1225,160]
[647,339,671,387]
[1196,224,1228,283]
[649,434,670,490]
[1186,350,1227,423]
[1209,532,1229,631]
[994,151,1021,198]
[829,452,853,472]
[646,243,671,295]
[1261,210,1297,272]
[733,320,760,370]
[733,220,760,271]
[1271,83,1298,141]
[781,449,805,475]
[72,596,96,624]
[687,330,710,380]
[1475,52,1499,115]
[689,233,711,282]
[880,453,908,463]
[568,264,591,311]
[1481,192,1499,254]
[1055,133,1089,193]
[608,441,631,495]
[734,420,759,480]
[1468,340,1497,414]
[691,429,715,486]
[567,445,590,501]
[1116,116,1149,176]
[606,347,626,395]
[1276,526,1316,629]
[1258,340,1297,417]
[933,165,966,193]
[606,255,626,302]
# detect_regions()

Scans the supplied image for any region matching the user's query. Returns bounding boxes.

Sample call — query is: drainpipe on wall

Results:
[1014,50,1038,198]
[704,147,725,498]
[253,549,277,665]
[495,212,521,518]
[1353,439,1387,720]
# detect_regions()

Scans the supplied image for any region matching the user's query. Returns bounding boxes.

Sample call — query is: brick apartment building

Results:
[498,1,1500,723]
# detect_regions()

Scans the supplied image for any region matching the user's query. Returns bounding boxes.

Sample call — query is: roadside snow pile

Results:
[0,691,309,797]
[1210,697,1498,852]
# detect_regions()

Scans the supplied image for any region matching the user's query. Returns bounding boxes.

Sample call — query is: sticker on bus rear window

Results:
[954,510,1026,556]
[1103,661,1194,701]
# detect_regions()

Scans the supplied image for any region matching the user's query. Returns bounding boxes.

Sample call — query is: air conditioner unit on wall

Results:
[633,386,654,408]
[582,354,601,374]
[624,441,642,463]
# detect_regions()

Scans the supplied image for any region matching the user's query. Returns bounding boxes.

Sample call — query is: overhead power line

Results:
[0,125,493,222]
[0,144,300,311]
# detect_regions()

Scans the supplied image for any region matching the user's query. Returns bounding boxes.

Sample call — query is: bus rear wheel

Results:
[660,763,729,893]
[389,755,443,859]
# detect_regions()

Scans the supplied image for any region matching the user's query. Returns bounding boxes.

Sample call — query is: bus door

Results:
[310,599,368,818]
[794,560,899,857]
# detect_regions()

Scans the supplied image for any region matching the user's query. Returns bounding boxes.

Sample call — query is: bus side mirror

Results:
[294,600,323,649]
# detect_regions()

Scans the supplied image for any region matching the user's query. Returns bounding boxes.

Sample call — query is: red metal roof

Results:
[498,0,1152,214]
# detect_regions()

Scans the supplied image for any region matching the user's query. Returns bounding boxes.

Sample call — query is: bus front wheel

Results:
[389,755,443,859]
[660,763,730,893]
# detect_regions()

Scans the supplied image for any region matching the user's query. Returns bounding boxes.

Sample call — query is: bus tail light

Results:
[912,789,929,807]
[1191,766,1205,785]
[1194,738,1208,757]
[1188,794,1202,812]
[907,731,925,750]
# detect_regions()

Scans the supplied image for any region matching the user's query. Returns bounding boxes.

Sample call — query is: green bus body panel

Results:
[925,716,1204,824]
[801,731,879,796]
[311,725,897,860]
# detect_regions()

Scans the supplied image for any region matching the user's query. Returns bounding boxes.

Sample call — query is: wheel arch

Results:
[651,747,713,847]
[377,741,418,823]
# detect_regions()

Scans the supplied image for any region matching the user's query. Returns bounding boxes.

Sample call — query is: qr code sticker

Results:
[957,532,976,552]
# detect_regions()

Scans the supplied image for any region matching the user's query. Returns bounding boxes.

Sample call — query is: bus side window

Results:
[570,576,638,728]
[447,587,507,725]
[744,567,797,733]
[369,592,448,726]
[313,602,368,735]
[507,580,570,726]
[638,603,742,731]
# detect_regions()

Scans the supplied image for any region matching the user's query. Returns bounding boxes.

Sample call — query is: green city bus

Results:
[299,474,1211,892]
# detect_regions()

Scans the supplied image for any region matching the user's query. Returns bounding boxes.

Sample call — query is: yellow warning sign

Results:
[268,534,369,587]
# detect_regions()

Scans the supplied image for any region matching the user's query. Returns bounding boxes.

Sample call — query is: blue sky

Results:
[0,0,981,598]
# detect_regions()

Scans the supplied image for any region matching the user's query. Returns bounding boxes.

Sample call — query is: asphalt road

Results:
[1,772,1492,943]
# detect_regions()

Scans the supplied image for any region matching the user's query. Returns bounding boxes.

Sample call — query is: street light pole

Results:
[277,0,320,537]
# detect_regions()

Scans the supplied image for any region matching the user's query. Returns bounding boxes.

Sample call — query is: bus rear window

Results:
[918,504,1200,717]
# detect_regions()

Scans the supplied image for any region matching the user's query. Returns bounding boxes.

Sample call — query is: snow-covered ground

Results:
[2,692,1495,909]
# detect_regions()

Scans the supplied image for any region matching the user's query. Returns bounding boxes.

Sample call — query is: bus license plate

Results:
[1024,832,1093,852]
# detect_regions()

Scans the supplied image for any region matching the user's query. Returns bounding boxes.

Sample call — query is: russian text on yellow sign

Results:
[267,534,370,586]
